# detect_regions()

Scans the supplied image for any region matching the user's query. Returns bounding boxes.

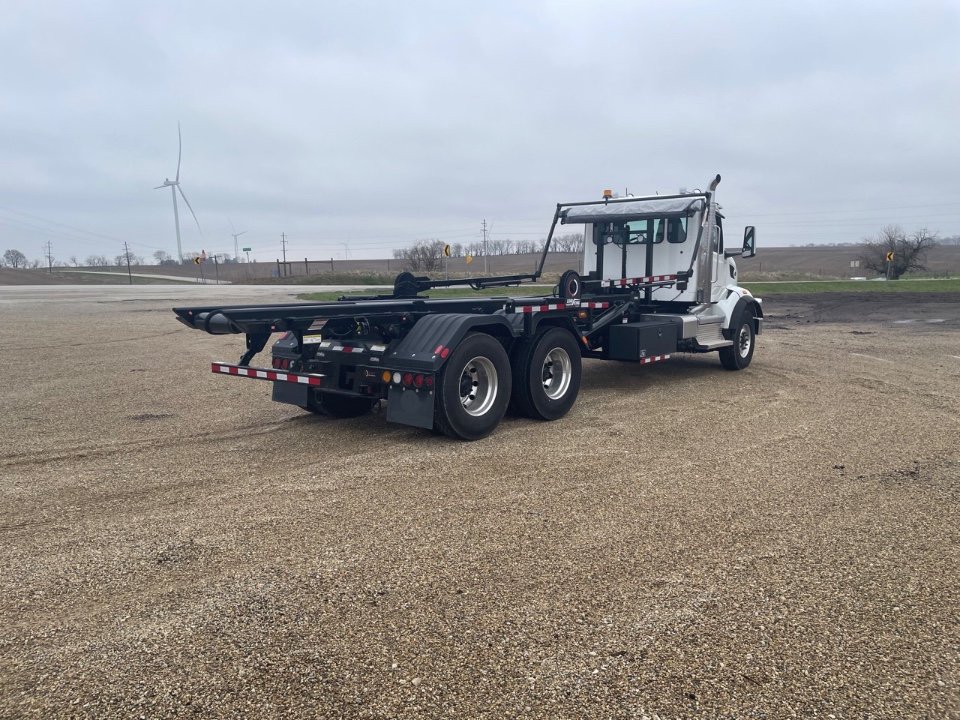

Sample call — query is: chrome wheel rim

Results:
[738,323,752,358]
[541,347,572,400]
[459,356,498,416]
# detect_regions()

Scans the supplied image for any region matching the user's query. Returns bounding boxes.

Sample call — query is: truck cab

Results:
[559,176,762,364]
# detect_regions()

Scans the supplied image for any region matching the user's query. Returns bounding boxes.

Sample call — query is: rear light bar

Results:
[211,362,324,386]
[379,369,434,388]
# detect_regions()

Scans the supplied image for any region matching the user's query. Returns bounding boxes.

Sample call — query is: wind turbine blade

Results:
[154,184,166,189]
[176,122,182,183]
[237,231,247,237]
[177,185,202,234]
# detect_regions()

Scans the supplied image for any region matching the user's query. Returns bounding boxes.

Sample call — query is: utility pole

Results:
[280,232,288,276]
[44,241,53,273]
[481,218,489,275]
[123,241,133,284]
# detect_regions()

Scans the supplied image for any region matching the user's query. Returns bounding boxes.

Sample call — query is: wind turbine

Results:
[155,123,201,263]
[231,230,247,261]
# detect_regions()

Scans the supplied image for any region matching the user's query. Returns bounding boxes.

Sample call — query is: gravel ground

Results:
[1,288,958,719]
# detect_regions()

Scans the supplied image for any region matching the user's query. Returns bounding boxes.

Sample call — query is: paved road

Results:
[0,284,393,305]
[66,270,223,283]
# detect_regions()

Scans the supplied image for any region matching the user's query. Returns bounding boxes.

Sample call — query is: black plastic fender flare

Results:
[388,313,518,372]
[725,296,763,339]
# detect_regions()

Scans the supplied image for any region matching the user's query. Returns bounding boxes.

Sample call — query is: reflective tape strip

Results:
[581,301,609,309]
[211,362,323,386]
[608,274,678,287]
[518,303,567,313]
[638,354,670,365]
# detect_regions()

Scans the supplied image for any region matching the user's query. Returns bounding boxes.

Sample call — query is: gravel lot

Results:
[1,287,958,719]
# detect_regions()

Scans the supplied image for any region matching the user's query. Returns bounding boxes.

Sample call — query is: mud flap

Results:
[272,382,310,408]
[386,385,435,429]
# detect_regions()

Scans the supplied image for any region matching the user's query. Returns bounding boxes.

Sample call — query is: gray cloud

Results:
[1,1,958,262]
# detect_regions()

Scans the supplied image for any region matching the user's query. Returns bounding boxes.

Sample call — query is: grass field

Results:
[300,285,553,302]
[741,278,960,294]
[301,278,960,302]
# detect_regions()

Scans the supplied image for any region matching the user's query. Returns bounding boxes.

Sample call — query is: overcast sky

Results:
[2,1,958,263]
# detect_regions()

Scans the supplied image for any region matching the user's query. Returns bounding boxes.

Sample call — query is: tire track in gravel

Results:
[0,417,299,469]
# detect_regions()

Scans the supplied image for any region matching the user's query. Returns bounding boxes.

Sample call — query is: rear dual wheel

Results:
[434,332,512,441]
[510,327,582,421]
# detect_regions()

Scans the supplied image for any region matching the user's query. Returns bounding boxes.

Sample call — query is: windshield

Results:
[611,217,687,244]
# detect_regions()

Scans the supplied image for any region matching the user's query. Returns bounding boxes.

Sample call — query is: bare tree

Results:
[114,249,143,267]
[153,250,177,266]
[69,255,78,267]
[394,239,446,272]
[858,225,938,279]
[3,249,27,268]
[551,233,585,253]
[86,254,110,267]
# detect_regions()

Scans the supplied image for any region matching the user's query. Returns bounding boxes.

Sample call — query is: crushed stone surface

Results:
[1,288,958,719]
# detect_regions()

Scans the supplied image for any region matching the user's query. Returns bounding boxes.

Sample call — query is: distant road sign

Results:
[193,256,203,265]
[886,251,895,262]
[465,254,474,264]
[242,247,252,252]
[443,244,451,257]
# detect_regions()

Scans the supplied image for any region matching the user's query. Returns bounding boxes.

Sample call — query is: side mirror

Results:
[742,226,756,258]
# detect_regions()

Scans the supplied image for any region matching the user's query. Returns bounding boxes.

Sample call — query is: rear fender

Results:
[388,314,518,373]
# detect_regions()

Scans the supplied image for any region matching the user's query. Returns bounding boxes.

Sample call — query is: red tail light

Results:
[402,372,414,386]
[414,374,424,387]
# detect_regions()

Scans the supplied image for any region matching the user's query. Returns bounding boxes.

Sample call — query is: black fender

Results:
[528,313,582,342]
[725,296,764,339]
[388,313,518,373]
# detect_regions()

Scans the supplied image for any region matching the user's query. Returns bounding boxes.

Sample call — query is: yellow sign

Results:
[465,254,473,264]
[886,251,895,262]
[443,244,451,257]
[193,256,202,265]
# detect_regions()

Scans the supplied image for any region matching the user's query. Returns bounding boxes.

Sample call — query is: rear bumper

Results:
[211,362,324,386]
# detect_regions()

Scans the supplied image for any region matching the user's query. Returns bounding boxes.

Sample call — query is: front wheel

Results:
[510,327,582,420]
[719,314,755,370]
[434,332,512,440]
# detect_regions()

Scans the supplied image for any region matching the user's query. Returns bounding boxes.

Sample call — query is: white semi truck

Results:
[175,174,762,440]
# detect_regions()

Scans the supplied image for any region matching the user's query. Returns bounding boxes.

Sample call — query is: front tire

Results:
[719,314,755,370]
[434,333,512,440]
[510,327,582,420]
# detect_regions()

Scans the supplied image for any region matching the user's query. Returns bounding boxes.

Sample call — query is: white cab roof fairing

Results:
[560,196,707,224]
